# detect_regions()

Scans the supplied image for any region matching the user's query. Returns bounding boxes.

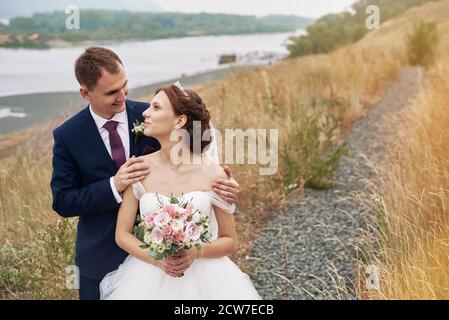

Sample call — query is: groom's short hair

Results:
[75,47,123,90]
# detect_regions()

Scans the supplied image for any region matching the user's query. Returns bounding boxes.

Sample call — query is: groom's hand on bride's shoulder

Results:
[113,156,150,193]
[212,165,241,205]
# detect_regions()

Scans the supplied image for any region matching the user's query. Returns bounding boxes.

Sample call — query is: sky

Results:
[153,0,356,18]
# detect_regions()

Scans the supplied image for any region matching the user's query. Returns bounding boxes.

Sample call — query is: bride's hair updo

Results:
[155,84,212,154]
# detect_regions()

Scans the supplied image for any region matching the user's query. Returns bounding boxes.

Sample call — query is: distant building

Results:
[28,33,40,41]
[218,54,237,65]
[218,51,287,66]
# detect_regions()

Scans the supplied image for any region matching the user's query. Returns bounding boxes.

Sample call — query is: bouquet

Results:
[134,194,211,276]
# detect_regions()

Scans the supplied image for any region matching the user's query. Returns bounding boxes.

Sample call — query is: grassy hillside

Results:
[355,0,449,299]
[287,0,440,57]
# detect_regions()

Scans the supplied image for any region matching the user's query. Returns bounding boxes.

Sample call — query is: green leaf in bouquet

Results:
[149,249,161,259]
[201,232,212,243]
[133,225,145,241]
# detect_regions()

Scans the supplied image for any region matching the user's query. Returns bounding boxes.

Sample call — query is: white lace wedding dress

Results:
[99,182,262,300]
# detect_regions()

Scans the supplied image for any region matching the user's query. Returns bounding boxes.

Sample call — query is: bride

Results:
[99,82,261,300]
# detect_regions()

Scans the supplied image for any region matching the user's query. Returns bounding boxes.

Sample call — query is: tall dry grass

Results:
[178,37,407,277]
[0,118,79,299]
[359,59,449,299]
[0,53,391,298]
[356,1,449,298]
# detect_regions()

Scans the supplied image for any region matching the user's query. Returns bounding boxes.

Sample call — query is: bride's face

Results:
[142,91,185,138]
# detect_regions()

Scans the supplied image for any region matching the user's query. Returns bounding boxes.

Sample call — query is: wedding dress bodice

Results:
[99,183,261,300]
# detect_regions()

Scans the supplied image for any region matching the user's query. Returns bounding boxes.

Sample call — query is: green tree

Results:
[287,0,439,58]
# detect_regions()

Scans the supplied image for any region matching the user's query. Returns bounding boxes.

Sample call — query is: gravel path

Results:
[249,67,421,300]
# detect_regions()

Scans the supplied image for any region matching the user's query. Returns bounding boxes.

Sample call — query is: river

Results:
[0,31,303,134]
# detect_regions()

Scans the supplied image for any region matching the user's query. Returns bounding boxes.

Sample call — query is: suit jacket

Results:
[50,99,160,280]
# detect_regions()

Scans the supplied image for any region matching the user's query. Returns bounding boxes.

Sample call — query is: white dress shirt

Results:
[89,105,130,204]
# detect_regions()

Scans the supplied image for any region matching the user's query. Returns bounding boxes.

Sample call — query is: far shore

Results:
[0,64,256,136]
[0,30,300,49]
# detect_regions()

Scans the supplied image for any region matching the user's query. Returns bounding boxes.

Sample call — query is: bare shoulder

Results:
[139,151,159,168]
[200,159,227,182]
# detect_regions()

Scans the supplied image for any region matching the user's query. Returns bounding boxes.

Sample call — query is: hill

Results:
[0,11,312,48]
[0,0,163,19]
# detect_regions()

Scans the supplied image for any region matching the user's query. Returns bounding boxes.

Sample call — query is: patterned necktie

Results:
[103,120,126,169]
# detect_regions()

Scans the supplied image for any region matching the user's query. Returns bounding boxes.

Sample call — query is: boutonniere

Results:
[131,119,145,144]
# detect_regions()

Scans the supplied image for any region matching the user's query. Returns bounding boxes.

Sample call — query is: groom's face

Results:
[82,63,129,119]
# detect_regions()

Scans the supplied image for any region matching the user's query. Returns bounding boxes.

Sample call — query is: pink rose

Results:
[173,231,187,242]
[154,211,171,228]
[144,212,157,226]
[164,204,177,218]
[187,222,200,241]
[181,208,190,220]
[186,203,194,215]
[151,227,164,244]
[162,225,172,236]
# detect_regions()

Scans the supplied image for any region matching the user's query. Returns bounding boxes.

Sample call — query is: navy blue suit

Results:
[50,99,160,299]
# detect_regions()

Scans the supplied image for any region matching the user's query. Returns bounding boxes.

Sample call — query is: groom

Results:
[50,47,241,300]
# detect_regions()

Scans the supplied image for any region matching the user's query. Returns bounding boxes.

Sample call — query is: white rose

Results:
[144,231,152,244]
[192,212,202,223]
[154,211,171,228]
[171,218,185,232]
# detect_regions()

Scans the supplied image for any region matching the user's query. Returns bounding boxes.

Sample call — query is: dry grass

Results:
[350,0,449,300]
[359,59,449,299]
[0,114,74,244]
[0,115,80,299]
[0,34,9,45]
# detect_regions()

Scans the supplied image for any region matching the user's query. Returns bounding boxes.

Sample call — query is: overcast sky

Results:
[153,0,356,18]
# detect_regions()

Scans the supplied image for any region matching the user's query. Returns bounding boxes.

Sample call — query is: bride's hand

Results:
[165,247,200,276]
[155,259,180,277]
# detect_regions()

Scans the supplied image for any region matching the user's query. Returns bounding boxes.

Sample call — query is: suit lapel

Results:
[81,106,117,175]
[126,100,140,157]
